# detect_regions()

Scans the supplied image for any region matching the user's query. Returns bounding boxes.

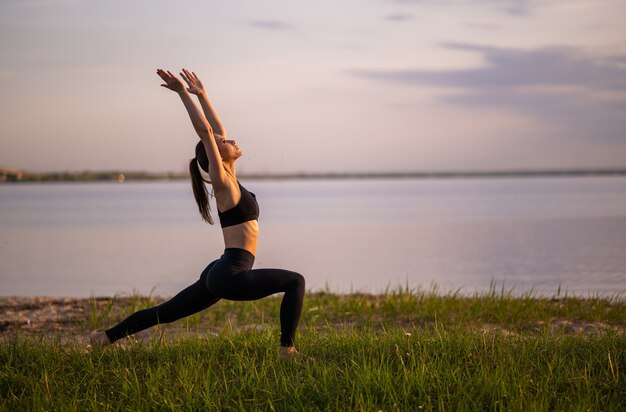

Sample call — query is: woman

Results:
[90,69,305,358]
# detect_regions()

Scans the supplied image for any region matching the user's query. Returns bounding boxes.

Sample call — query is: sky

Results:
[1,0,625,174]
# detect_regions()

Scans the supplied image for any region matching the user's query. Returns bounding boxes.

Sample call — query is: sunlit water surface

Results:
[1,177,625,297]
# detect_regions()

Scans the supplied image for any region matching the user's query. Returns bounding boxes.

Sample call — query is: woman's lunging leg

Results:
[106,267,220,343]
[209,266,305,347]
[276,271,306,347]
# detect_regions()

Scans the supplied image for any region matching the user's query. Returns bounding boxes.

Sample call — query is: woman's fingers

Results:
[157,68,188,92]
[181,72,192,85]
[157,69,180,91]
[180,71,189,84]
[157,69,172,83]
[183,68,200,84]
[181,69,195,86]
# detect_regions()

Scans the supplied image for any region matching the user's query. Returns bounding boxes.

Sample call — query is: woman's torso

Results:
[222,220,258,255]
[216,180,259,255]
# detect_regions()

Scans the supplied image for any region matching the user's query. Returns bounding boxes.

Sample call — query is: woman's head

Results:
[189,136,242,224]
[195,134,242,171]
[190,141,213,224]
[215,134,243,162]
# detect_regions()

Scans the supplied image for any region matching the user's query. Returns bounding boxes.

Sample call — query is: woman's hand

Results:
[181,68,206,96]
[180,68,226,136]
[157,69,186,93]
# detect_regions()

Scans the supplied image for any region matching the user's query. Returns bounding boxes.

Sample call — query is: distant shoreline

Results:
[2,168,626,183]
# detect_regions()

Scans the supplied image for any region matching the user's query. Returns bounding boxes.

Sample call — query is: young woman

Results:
[90,69,305,358]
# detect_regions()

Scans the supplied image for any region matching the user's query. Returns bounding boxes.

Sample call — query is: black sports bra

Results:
[218,181,259,228]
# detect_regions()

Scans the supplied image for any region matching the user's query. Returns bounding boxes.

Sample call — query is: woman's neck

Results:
[222,161,236,180]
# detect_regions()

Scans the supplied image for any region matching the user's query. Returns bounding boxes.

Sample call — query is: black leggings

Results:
[105,248,305,347]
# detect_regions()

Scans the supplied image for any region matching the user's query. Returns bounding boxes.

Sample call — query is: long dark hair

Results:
[189,141,214,224]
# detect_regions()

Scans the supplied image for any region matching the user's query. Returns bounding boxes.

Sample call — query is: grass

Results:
[1,286,624,411]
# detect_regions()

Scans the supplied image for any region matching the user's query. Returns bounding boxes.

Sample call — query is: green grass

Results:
[1,288,624,411]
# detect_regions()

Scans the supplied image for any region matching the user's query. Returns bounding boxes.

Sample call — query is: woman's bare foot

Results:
[89,330,111,349]
[278,346,299,361]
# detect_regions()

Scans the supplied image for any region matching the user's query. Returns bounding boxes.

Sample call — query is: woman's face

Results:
[216,134,242,161]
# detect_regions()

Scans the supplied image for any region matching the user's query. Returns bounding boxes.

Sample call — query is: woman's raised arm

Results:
[157,69,228,186]
[181,69,228,138]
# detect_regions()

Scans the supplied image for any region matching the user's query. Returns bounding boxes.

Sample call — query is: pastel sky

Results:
[1,0,625,174]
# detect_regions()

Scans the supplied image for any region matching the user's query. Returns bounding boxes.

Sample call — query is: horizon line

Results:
[2,166,626,182]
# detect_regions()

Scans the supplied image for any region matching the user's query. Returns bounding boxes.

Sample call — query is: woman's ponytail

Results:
[190,141,214,224]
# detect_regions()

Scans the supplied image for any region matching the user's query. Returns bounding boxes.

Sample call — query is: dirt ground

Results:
[0,296,169,345]
[1,296,623,346]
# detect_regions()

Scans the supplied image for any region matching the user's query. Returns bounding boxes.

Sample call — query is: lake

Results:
[1,177,625,298]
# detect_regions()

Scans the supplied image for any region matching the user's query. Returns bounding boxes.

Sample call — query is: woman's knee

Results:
[291,271,305,290]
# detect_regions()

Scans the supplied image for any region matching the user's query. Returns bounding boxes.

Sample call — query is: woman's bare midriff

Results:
[222,220,259,255]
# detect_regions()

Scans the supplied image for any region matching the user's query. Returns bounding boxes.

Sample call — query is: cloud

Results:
[248,20,293,31]
[385,13,414,22]
[351,44,626,141]
[358,43,626,91]
[385,0,543,16]
[498,0,535,16]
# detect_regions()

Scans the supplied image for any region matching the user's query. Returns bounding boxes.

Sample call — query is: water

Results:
[1,177,625,297]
